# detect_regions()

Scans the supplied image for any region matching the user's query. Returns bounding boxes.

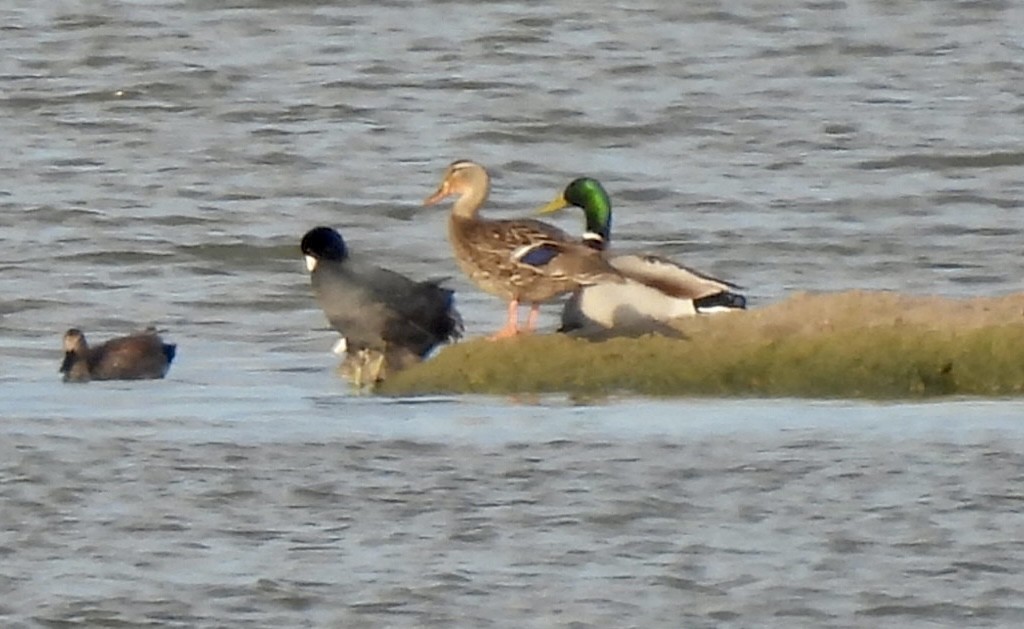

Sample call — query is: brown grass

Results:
[377,291,1024,399]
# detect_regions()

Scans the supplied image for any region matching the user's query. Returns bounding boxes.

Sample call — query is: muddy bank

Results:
[378,291,1024,399]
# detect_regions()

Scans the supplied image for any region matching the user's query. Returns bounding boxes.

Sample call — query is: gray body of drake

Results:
[562,253,746,334]
[537,177,746,336]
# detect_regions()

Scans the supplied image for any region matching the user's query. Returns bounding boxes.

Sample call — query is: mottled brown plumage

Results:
[424,160,622,338]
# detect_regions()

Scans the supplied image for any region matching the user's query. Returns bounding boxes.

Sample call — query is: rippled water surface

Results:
[5,401,1024,627]
[2,1,1024,626]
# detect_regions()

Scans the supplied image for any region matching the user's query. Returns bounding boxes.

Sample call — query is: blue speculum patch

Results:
[517,244,560,268]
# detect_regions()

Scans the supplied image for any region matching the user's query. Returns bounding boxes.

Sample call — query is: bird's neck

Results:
[582,231,607,251]
[449,175,490,220]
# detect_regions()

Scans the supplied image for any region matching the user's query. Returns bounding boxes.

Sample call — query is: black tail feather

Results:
[694,291,746,313]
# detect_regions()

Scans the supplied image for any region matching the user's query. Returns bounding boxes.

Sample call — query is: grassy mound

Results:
[377,291,1024,399]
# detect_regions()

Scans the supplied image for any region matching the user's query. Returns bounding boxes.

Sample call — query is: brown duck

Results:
[423,160,622,339]
[60,328,177,382]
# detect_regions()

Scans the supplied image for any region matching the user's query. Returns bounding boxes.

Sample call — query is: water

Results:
[4,401,1024,627]
[2,1,1024,626]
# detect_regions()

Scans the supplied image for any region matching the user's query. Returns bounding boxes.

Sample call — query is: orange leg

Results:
[524,302,541,333]
[489,299,521,340]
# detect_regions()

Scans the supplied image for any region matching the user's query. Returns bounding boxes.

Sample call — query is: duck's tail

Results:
[694,291,747,314]
[162,343,177,365]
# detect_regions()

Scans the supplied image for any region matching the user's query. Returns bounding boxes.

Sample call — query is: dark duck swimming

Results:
[60,327,176,382]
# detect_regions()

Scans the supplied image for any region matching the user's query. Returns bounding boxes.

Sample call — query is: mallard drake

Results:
[301,226,463,386]
[538,177,746,334]
[423,160,623,339]
[60,327,176,382]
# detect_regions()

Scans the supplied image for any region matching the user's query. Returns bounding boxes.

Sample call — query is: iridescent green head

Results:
[537,177,612,250]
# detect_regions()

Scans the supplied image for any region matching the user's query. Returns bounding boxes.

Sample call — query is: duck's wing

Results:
[490,218,621,285]
[90,334,173,380]
[511,238,623,286]
[456,217,572,259]
[609,254,741,300]
[451,216,622,302]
